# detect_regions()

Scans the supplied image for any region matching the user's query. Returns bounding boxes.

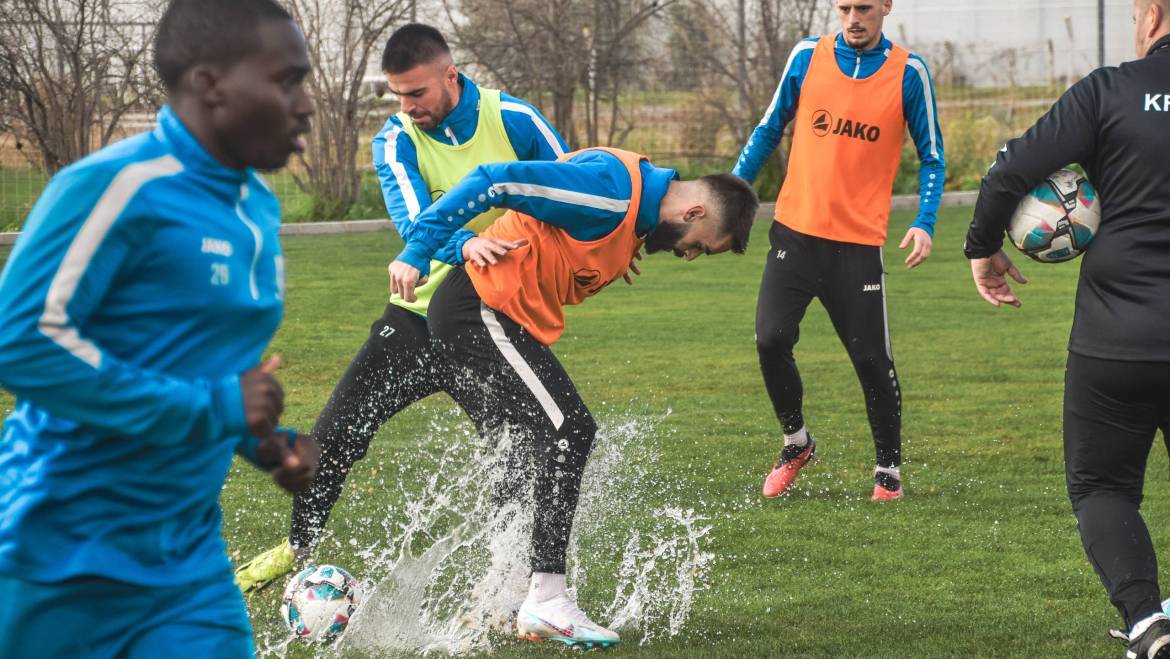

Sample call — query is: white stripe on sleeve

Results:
[480,303,565,429]
[906,57,939,160]
[759,40,817,127]
[500,101,566,158]
[491,181,628,214]
[235,184,262,301]
[39,155,184,368]
[383,126,422,220]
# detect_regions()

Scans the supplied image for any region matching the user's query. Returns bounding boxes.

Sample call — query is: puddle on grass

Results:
[256,412,716,656]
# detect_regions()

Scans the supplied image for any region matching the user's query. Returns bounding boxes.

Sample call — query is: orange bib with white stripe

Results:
[467,147,646,345]
[776,34,909,246]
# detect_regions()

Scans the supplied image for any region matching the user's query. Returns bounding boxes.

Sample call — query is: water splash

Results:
[601,507,714,645]
[341,425,532,655]
[269,412,713,656]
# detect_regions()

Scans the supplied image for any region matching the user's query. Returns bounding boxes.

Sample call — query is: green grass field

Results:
[1,208,1165,657]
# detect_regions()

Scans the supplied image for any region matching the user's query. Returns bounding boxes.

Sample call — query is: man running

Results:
[0,1,319,656]
[735,0,945,501]
[388,147,759,647]
[965,2,1170,656]
[234,23,568,591]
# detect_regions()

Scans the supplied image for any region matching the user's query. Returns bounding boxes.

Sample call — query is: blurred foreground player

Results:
[0,1,319,656]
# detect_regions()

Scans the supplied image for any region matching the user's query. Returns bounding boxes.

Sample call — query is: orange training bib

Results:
[776,34,909,246]
[468,147,647,345]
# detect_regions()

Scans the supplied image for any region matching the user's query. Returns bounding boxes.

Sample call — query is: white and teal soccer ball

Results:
[281,564,362,641]
[1007,168,1101,263]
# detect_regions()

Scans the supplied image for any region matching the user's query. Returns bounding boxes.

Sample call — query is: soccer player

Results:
[734,0,945,501]
[0,1,319,656]
[964,2,1170,656]
[234,24,568,591]
[388,147,759,647]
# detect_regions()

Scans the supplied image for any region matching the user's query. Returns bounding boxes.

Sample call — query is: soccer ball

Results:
[281,564,362,641]
[1007,169,1100,263]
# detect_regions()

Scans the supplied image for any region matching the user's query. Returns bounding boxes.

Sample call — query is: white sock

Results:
[783,426,809,448]
[527,572,567,603]
[1130,612,1170,639]
[875,465,901,481]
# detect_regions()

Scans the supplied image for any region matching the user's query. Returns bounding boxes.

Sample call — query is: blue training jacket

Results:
[372,74,569,265]
[0,106,284,586]
[733,33,946,235]
[396,150,677,277]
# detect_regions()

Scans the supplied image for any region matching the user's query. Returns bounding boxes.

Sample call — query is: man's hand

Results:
[462,236,528,267]
[622,248,643,285]
[240,355,284,438]
[970,249,1028,307]
[255,430,320,494]
[388,260,426,302]
[899,227,933,269]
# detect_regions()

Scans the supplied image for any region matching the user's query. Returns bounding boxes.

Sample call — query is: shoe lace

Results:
[775,441,810,467]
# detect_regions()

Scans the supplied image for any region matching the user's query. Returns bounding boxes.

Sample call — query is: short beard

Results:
[644,221,686,255]
[412,86,457,131]
[435,86,456,124]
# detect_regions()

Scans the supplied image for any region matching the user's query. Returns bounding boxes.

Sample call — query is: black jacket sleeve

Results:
[964,73,1101,259]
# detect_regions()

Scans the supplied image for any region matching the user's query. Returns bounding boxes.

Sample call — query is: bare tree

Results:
[0,0,162,173]
[286,0,415,220]
[442,0,671,149]
[583,0,671,146]
[669,0,831,147]
[443,0,588,145]
[655,0,829,194]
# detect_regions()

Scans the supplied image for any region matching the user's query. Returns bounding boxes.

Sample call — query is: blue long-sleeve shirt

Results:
[0,106,284,586]
[396,150,678,276]
[372,74,568,264]
[733,33,946,235]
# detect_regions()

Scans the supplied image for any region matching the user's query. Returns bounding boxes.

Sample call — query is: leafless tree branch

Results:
[0,0,163,173]
[285,0,415,219]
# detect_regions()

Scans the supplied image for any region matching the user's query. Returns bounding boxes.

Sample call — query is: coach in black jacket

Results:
[964,1,1170,655]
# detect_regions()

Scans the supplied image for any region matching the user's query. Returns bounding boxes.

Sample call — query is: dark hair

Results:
[154,0,293,92]
[700,174,759,254]
[381,23,452,73]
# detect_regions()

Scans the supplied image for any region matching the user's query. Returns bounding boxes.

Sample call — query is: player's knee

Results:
[319,432,370,467]
[756,326,796,358]
[560,414,597,458]
[849,347,894,377]
[577,414,598,448]
[1067,483,1144,510]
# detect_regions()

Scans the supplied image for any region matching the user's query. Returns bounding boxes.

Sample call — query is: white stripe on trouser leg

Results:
[479,303,565,430]
[878,251,892,362]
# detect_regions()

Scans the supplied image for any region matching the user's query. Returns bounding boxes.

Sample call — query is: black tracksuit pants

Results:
[289,302,468,549]
[1065,352,1170,629]
[427,267,596,574]
[755,222,902,469]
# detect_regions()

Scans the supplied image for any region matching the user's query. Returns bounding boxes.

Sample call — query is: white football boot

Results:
[516,593,619,648]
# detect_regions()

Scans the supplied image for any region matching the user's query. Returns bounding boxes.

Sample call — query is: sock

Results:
[292,544,313,564]
[528,572,567,603]
[783,426,809,448]
[875,465,901,489]
[1130,612,1170,639]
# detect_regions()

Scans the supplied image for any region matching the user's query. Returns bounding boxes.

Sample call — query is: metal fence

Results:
[0,85,1072,231]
